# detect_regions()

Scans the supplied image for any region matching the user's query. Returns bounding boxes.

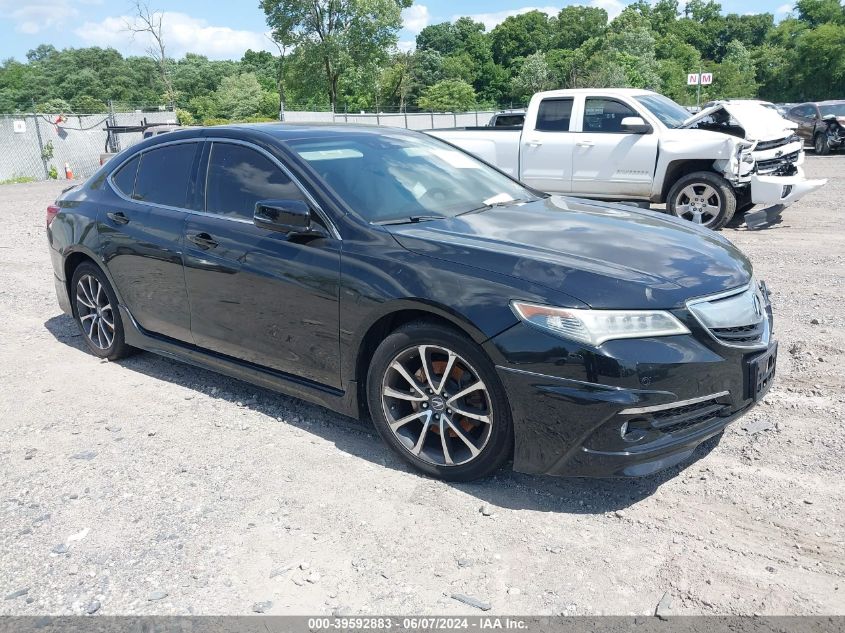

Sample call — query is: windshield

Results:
[635,94,692,129]
[288,133,537,224]
[820,103,845,117]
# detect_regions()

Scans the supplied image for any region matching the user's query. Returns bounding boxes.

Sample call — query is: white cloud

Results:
[402,4,430,34]
[775,3,793,14]
[454,6,560,31]
[0,0,79,34]
[588,0,625,19]
[74,11,273,60]
[397,40,416,52]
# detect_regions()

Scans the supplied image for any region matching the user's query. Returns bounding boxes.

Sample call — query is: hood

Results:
[683,102,796,141]
[387,196,752,310]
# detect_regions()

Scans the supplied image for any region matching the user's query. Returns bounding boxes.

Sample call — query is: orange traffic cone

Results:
[64,162,73,180]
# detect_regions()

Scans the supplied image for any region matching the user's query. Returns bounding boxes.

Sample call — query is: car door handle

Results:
[106,211,129,225]
[576,141,594,147]
[526,139,543,147]
[187,232,219,250]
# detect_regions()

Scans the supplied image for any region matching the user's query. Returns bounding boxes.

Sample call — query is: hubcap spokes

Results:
[676,184,721,225]
[381,345,492,467]
[76,275,114,350]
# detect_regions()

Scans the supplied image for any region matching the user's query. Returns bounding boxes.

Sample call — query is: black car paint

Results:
[48,123,772,478]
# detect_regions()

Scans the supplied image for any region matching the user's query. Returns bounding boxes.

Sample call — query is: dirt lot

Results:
[1,156,843,617]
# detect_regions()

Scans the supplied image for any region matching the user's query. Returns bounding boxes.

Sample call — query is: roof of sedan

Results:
[217,122,418,141]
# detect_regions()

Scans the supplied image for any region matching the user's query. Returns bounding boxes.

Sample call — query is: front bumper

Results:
[749,168,827,207]
[487,312,775,478]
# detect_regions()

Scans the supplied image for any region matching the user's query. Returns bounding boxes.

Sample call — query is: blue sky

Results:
[0,0,795,62]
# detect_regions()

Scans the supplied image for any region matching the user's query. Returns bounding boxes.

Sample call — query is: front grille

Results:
[652,399,730,434]
[687,283,770,349]
[755,134,801,152]
[756,149,801,175]
[711,321,767,344]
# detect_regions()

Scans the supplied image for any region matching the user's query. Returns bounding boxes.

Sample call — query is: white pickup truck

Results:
[428,88,826,230]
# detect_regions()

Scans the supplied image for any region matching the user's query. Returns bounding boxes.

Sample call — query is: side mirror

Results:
[254,199,327,237]
[821,114,836,122]
[621,116,652,134]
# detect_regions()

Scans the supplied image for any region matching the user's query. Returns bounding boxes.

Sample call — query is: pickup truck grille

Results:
[756,149,801,176]
[755,134,801,152]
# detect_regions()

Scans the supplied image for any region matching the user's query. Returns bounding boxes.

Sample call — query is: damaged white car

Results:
[428,89,827,230]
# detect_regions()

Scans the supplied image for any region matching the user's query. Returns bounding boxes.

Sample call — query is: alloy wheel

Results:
[381,345,493,467]
[75,274,115,350]
[674,183,722,225]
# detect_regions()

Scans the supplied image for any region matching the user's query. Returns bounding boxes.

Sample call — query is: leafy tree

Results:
[69,95,107,113]
[713,40,758,98]
[214,73,265,119]
[418,79,475,111]
[550,6,607,51]
[490,11,552,67]
[795,0,844,27]
[261,0,410,109]
[510,52,555,100]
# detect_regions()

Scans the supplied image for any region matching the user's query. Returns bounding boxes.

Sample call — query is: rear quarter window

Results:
[110,155,139,197]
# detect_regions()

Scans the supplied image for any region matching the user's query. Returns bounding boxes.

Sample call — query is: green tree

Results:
[552,6,607,50]
[261,0,410,109]
[795,0,844,27]
[214,73,264,119]
[713,40,758,98]
[418,79,476,111]
[490,11,552,67]
[510,52,555,100]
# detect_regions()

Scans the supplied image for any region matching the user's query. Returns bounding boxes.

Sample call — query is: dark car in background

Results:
[46,124,776,481]
[785,101,845,155]
[487,110,525,127]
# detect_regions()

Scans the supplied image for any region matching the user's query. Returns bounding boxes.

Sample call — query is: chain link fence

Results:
[0,109,498,183]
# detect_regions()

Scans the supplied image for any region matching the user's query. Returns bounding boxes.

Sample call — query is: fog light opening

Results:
[781,185,793,199]
[621,418,650,443]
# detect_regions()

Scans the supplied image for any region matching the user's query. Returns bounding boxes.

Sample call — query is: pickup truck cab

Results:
[429,88,826,230]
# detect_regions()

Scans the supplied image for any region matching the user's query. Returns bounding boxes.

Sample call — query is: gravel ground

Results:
[1,156,843,617]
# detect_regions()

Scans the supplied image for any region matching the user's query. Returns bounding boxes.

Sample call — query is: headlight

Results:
[510,301,690,346]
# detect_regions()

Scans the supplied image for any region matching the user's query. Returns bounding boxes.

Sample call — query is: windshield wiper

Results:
[457,198,532,216]
[375,215,448,226]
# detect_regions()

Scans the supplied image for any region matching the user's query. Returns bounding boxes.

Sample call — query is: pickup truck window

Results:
[536,98,573,132]
[635,93,690,129]
[583,98,638,133]
[288,133,536,224]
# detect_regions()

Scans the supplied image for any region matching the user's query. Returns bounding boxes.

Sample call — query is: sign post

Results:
[687,69,712,108]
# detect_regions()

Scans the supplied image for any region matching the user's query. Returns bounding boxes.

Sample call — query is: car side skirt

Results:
[118,305,360,419]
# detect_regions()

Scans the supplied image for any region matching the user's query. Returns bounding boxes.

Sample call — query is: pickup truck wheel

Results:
[814,133,831,156]
[667,172,736,231]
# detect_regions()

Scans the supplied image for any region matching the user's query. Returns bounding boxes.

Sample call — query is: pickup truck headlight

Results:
[511,301,690,346]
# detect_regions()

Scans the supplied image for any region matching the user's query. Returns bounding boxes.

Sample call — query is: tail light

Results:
[46,204,61,228]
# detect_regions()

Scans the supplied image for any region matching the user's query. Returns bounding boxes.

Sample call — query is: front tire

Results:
[366,321,513,481]
[667,171,737,231]
[71,262,134,360]
[814,132,831,156]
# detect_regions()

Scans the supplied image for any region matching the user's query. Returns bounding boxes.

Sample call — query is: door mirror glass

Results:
[620,116,652,134]
[254,199,324,236]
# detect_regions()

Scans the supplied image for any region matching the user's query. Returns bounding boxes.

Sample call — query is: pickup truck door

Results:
[570,97,658,198]
[518,97,575,193]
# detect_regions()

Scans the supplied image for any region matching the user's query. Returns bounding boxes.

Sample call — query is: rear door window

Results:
[205,142,306,220]
[134,143,198,208]
[536,99,574,132]
[583,98,638,133]
[111,155,139,197]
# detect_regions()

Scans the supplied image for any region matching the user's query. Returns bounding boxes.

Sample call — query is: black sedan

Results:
[46,124,777,481]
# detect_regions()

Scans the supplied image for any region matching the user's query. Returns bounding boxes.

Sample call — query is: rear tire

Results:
[814,133,831,156]
[667,171,737,231]
[70,262,134,360]
[366,321,513,481]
